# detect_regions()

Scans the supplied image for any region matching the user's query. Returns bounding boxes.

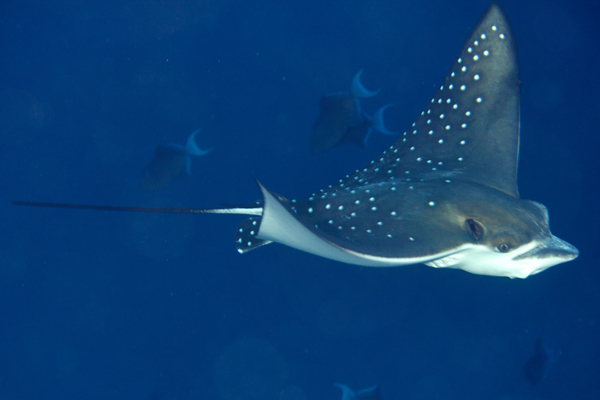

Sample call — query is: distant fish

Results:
[311,69,396,153]
[334,383,382,400]
[524,338,559,385]
[141,129,213,191]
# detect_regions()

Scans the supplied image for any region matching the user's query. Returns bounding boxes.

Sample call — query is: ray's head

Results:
[454,192,578,278]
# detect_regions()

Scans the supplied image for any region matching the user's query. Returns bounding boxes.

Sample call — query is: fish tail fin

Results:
[372,104,398,135]
[362,127,373,147]
[186,129,214,156]
[334,384,355,400]
[352,69,381,98]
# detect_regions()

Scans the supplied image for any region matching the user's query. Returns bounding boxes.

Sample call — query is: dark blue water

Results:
[2,1,598,399]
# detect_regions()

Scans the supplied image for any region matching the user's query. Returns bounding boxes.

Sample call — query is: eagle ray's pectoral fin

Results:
[235,217,273,253]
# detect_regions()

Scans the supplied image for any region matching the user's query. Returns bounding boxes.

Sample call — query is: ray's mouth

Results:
[513,236,579,261]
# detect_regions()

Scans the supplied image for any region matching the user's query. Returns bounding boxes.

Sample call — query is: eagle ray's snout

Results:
[514,235,579,262]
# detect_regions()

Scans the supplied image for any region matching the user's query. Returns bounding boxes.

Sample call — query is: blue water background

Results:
[1,1,598,399]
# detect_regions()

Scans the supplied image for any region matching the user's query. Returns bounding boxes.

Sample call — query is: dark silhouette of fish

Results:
[334,383,382,400]
[141,129,213,190]
[524,338,559,385]
[311,69,396,153]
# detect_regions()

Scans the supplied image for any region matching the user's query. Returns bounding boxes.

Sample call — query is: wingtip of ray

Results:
[482,1,511,27]
[489,1,505,12]
[253,177,266,191]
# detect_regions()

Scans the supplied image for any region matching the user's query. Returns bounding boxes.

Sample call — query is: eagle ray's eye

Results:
[498,243,510,253]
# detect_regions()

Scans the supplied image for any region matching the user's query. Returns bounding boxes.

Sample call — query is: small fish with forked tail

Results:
[311,69,396,153]
[141,129,213,190]
[334,383,383,400]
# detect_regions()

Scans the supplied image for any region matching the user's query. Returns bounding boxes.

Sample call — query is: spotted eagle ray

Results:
[311,69,396,153]
[141,129,213,191]
[13,2,578,278]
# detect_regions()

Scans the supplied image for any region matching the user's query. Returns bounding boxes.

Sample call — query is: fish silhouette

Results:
[524,338,559,385]
[141,129,213,190]
[311,69,396,153]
